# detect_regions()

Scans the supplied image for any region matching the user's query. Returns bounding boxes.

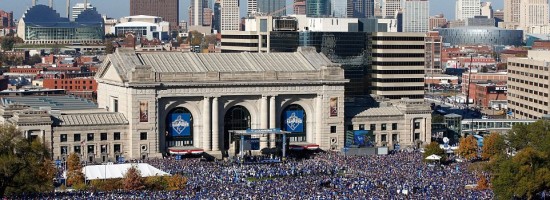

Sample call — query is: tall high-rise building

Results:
[507,50,550,119]
[203,8,213,26]
[370,32,426,100]
[130,0,179,31]
[519,0,549,28]
[347,0,375,18]
[190,0,205,26]
[382,0,401,18]
[401,0,429,32]
[256,0,286,16]
[294,0,307,15]
[374,0,383,17]
[307,0,330,17]
[504,0,520,23]
[425,31,442,75]
[480,2,493,18]
[72,3,94,21]
[455,0,480,21]
[213,0,222,32]
[330,0,348,17]
[247,0,258,15]
[0,10,14,29]
[221,0,240,31]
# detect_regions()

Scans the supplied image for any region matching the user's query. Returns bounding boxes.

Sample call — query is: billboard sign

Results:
[170,113,191,137]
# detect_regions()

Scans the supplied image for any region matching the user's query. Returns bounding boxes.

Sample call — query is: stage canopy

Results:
[425,154,442,160]
[82,163,169,180]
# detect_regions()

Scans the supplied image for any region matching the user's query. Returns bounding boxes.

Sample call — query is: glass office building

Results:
[271,31,371,96]
[307,0,331,17]
[436,26,523,46]
[17,5,104,44]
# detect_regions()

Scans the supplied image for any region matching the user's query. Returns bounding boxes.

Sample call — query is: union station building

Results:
[0,47,431,162]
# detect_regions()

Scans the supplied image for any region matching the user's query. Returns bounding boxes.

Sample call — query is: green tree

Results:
[1,36,15,51]
[66,153,85,187]
[491,120,550,199]
[481,132,506,160]
[123,166,144,191]
[24,54,42,66]
[186,31,204,46]
[423,141,446,161]
[0,125,54,197]
[105,40,115,54]
[167,174,187,191]
[458,135,478,160]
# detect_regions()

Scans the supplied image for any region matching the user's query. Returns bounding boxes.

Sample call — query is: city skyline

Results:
[1,0,505,22]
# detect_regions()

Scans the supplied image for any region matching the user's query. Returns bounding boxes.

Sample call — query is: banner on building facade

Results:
[285,110,304,132]
[170,113,191,137]
[330,97,338,117]
[139,101,148,122]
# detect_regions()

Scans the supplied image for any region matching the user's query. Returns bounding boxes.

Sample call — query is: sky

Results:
[1,0,504,22]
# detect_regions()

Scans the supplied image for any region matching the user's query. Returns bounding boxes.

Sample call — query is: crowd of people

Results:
[9,150,493,199]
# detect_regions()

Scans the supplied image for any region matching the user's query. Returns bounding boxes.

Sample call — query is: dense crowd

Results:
[9,150,493,199]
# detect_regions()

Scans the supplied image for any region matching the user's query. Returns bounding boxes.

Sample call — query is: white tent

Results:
[82,163,169,180]
[425,154,442,160]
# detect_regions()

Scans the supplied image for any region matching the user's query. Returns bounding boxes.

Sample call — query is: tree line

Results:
[423,120,550,199]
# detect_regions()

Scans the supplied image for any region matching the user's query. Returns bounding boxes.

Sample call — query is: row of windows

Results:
[371,53,424,58]
[372,45,424,49]
[371,36,425,41]
[508,69,549,80]
[371,61,425,66]
[509,85,549,98]
[509,77,549,89]
[221,42,258,47]
[59,144,122,155]
[371,70,424,74]
[54,80,94,84]
[385,95,424,99]
[60,132,122,142]
[509,108,544,120]
[371,78,424,83]
[509,93,549,107]
[509,62,549,71]
[372,86,425,91]
[222,35,259,39]
[54,85,93,90]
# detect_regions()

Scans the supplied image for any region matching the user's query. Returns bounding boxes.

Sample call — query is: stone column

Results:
[315,95,323,145]
[269,96,277,148]
[260,96,268,149]
[212,97,220,151]
[203,97,211,151]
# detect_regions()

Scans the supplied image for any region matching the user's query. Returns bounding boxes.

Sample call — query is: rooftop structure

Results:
[16,5,104,44]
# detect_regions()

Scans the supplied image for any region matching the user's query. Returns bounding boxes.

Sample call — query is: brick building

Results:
[474,83,507,108]
[462,72,507,101]
[41,77,97,100]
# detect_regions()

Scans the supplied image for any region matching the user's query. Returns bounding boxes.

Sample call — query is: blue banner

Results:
[285,110,304,132]
[353,130,367,147]
[170,113,191,136]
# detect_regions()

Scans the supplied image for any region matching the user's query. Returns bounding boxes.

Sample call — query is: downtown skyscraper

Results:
[130,0,179,31]
[401,0,429,32]
[455,0,480,20]
[221,0,240,31]
[307,0,331,17]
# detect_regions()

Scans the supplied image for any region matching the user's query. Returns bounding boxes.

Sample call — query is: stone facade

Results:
[95,47,347,159]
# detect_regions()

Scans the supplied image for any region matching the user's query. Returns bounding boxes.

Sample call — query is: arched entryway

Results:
[281,104,307,142]
[223,105,251,156]
[165,107,194,149]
